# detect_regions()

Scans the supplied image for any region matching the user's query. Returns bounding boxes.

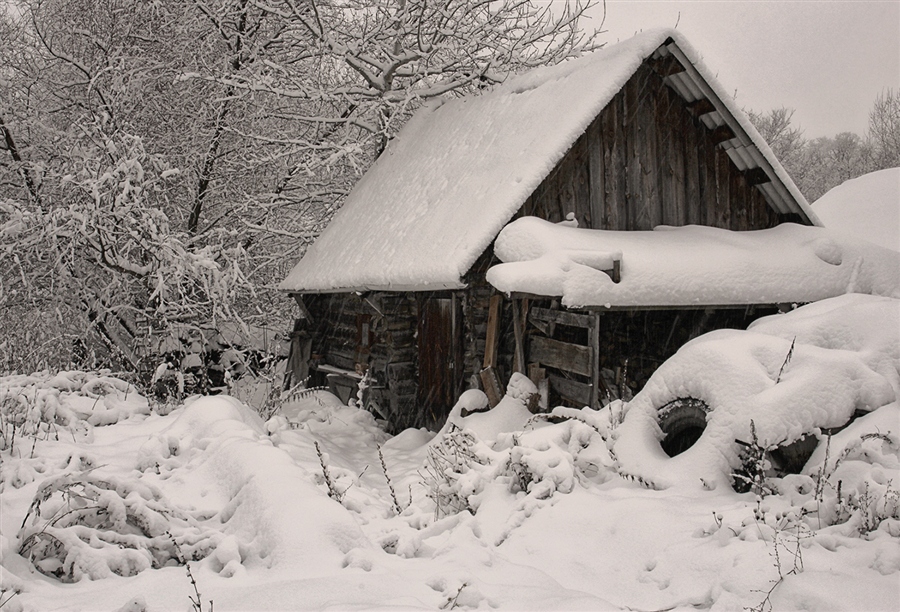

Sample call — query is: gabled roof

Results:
[280,29,819,294]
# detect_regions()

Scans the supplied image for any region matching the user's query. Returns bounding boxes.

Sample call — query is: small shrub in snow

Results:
[746,506,811,612]
[314,440,347,503]
[732,421,776,497]
[17,471,220,582]
[378,444,409,515]
[421,425,486,519]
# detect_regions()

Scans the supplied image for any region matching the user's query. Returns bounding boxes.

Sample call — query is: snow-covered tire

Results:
[657,397,711,457]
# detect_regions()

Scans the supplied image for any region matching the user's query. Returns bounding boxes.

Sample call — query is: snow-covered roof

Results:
[280,29,817,294]
[813,167,900,252]
[486,217,900,308]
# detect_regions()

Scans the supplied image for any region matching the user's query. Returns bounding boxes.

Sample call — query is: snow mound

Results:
[136,396,373,573]
[611,295,899,489]
[0,371,149,432]
[813,168,900,252]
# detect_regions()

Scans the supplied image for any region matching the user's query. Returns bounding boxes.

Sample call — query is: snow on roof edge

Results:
[486,217,900,308]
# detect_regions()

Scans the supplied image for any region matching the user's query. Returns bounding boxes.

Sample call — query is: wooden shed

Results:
[279,29,823,432]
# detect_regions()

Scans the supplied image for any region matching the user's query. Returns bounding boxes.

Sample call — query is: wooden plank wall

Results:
[522,62,781,231]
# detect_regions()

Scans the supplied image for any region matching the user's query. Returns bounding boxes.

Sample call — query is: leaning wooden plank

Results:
[480,366,505,408]
[547,374,592,407]
[530,335,592,378]
[483,294,503,369]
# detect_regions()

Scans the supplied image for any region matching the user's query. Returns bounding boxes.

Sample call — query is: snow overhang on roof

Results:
[279,29,819,295]
[486,217,900,309]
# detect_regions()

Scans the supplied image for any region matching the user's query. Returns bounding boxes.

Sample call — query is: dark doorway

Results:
[417,295,464,428]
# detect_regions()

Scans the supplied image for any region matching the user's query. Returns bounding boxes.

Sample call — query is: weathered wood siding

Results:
[522,62,781,231]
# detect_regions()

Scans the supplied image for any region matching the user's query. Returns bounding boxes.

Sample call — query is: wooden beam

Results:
[291,293,312,321]
[648,54,686,78]
[530,335,592,378]
[687,98,716,118]
[745,166,770,187]
[711,125,736,146]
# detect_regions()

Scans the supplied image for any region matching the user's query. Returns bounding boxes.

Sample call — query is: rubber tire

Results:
[657,397,711,457]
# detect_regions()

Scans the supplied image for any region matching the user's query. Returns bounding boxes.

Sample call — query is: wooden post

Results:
[511,299,526,374]
[483,294,502,369]
[480,366,504,408]
[590,313,601,409]
[528,363,548,412]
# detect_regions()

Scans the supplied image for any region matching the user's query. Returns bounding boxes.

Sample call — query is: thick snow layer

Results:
[1,331,898,611]
[280,29,813,293]
[487,216,900,307]
[612,294,900,490]
[813,167,900,252]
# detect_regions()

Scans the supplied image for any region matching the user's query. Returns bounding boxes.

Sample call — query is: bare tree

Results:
[867,88,900,170]
[0,0,601,373]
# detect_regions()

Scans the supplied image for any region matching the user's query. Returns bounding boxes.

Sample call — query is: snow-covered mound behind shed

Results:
[813,167,900,252]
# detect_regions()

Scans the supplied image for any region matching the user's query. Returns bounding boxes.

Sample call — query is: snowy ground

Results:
[1,295,898,612]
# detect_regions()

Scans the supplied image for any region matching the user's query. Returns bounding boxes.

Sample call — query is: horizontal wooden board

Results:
[530,307,596,329]
[548,374,592,407]
[529,335,592,377]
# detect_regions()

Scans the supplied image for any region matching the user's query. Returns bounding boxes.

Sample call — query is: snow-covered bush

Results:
[0,371,148,462]
[17,472,220,582]
[418,395,615,524]
[421,425,489,519]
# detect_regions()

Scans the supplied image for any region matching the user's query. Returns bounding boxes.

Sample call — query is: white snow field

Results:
[1,295,898,612]
[813,168,900,252]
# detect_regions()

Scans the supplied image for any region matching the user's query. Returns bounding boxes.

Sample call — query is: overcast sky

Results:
[584,1,899,139]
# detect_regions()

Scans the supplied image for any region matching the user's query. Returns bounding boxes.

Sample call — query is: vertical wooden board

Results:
[559,153,577,221]
[483,294,502,369]
[715,148,732,228]
[573,136,592,228]
[617,91,629,231]
[667,90,686,226]
[738,178,753,229]
[640,73,662,229]
[588,118,606,230]
[511,299,526,374]
[603,98,622,229]
[623,75,640,230]
[656,87,674,226]
[590,313,601,409]
[701,129,717,226]
[683,120,702,225]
